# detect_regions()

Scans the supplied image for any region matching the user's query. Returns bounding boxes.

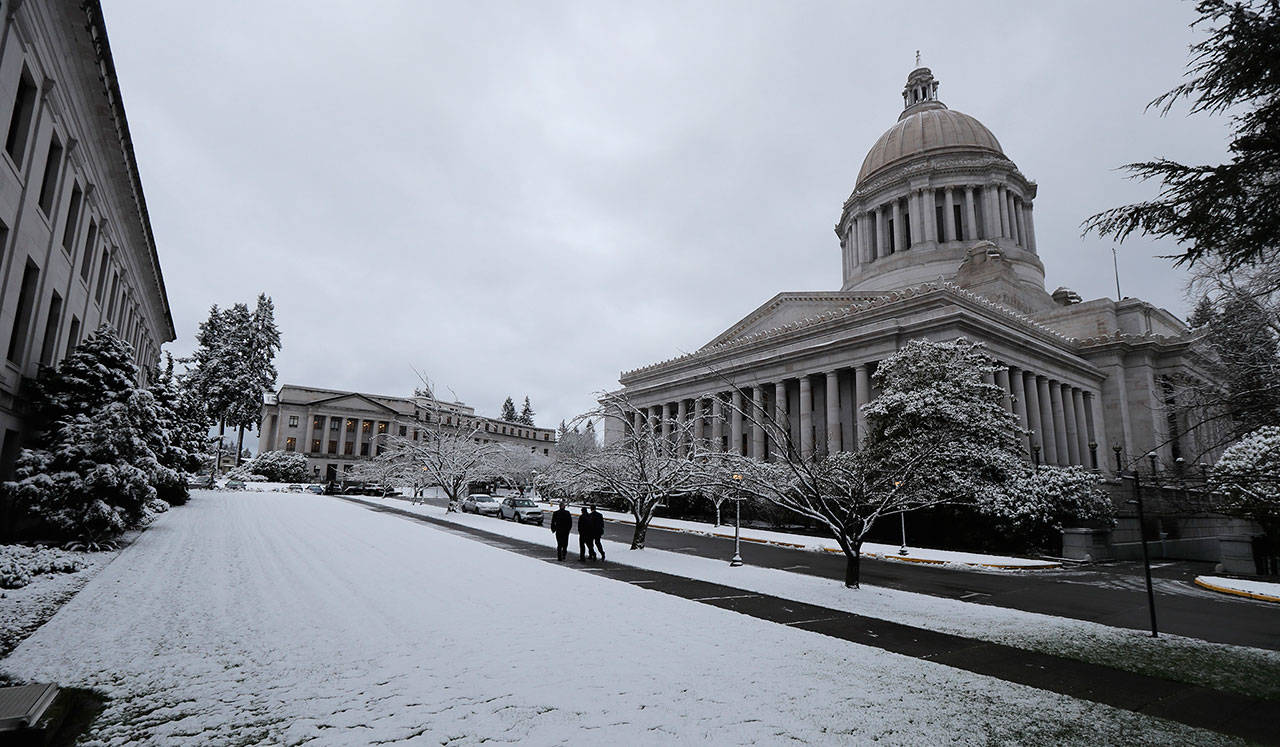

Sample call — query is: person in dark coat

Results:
[550,502,573,561]
[578,506,595,561]
[588,505,606,561]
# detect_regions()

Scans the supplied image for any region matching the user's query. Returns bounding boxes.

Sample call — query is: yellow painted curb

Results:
[1194,578,1280,604]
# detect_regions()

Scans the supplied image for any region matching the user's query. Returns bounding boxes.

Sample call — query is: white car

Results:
[462,494,501,516]
[500,497,543,525]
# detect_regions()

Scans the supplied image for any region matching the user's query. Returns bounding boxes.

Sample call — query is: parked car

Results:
[306,484,325,495]
[287,484,304,493]
[187,474,210,488]
[500,497,543,525]
[224,479,246,491]
[462,494,501,516]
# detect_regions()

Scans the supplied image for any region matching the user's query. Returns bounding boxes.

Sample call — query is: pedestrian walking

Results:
[550,501,572,561]
[588,505,606,561]
[578,506,595,561]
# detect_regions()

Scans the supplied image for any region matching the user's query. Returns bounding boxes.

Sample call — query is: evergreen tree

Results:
[518,396,535,426]
[1084,0,1280,269]
[1203,289,1280,438]
[501,396,517,422]
[148,354,209,504]
[5,327,173,544]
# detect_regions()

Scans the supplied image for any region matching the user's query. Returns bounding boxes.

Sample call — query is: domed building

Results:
[607,67,1218,486]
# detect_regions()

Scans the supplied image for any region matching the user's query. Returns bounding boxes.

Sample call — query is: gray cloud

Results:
[104,0,1222,431]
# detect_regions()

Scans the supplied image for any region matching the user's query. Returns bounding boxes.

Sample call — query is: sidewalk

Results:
[533,501,1059,569]
[343,495,1280,744]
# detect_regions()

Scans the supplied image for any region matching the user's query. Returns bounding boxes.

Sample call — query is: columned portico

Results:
[752,387,766,459]
[825,371,840,454]
[799,376,814,458]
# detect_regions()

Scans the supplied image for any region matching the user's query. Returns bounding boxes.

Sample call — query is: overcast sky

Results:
[104,0,1230,432]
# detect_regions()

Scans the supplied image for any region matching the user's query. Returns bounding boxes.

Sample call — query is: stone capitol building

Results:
[606,66,1213,477]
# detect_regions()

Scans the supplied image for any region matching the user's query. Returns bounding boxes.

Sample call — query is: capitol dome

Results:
[856,107,1004,187]
[835,65,1047,308]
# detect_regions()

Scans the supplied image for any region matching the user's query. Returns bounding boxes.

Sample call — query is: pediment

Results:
[701,291,886,349]
[308,393,402,415]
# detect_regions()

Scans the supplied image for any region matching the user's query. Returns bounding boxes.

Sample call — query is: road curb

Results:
[1194,577,1280,604]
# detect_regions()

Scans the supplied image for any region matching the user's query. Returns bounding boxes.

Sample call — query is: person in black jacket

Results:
[588,505,606,561]
[550,502,573,561]
[578,505,595,561]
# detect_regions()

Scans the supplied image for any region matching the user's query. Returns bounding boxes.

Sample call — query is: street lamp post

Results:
[1122,469,1159,638]
[730,473,744,567]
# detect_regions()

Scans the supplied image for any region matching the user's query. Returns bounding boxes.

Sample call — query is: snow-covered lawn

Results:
[531,499,1058,569]
[1,490,1232,745]
[1196,575,1280,603]
[0,545,116,662]
[373,496,1280,701]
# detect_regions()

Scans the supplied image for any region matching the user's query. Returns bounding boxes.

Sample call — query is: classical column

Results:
[730,390,744,456]
[925,187,938,243]
[774,380,788,460]
[711,396,724,452]
[1084,391,1107,471]
[987,187,1002,240]
[799,375,814,459]
[1009,367,1030,455]
[964,186,978,241]
[1037,375,1058,465]
[692,398,704,453]
[1023,202,1037,254]
[854,364,870,451]
[676,399,688,457]
[907,190,919,249]
[632,410,644,439]
[892,199,904,254]
[1061,383,1080,465]
[752,387,765,459]
[1048,381,1070,465]
[650,405,662,448]
[825,371,841,455]
[876,205,887,260]
[997,185,1010,238]
[995,367,1012,413]
[943,186,955,242]
[1072,388,1090,467]
[660,403,672,454]
[1008,193,1021,245]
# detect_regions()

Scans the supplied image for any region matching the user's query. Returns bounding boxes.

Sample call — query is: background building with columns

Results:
[605,66,1216,478]
[260,384,556,482]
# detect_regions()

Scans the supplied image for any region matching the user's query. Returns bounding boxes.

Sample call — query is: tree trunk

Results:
[631,514,648,549]
[210,418,226,489]
[844,543,862,589]
[714,502,721,527]
[235,426,245,466]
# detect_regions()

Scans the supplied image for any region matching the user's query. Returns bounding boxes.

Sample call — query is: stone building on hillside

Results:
[260,385,556,482]
[0,2,175,475]
[606,66,1218,480]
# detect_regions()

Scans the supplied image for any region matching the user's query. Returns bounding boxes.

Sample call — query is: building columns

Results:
[711,396,724,452]
[892,199,905,254]
[965,186,978,241]
[1008,366,1030,456]
[922,188,936,244]
[676,399,688,456]
[752,387,765,459]
[994,367,1012,413]
[1024,202,1037,254]
[825,370,840,455]
[799,375,814,459]
[1032,374,1052,464]
[730,390,744,456]
[1072,388,1091,467]
[1061,383,1080,465]
[774,380,788,460]
[876,205,888,260]
[854,364,870,451]
[943,186,956,242]
[692,398,705,453]
[1048,381,1070,465]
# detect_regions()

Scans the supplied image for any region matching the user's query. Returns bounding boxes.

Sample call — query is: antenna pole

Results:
[1111,245,1122,301]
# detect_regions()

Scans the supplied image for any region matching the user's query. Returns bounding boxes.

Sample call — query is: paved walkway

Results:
[348,497,1280,744]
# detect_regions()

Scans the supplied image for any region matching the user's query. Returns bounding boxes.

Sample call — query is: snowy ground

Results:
[1,490,1234,745]
[528,500,1058,569]
[1196,575,1280,603]
[0,546,118,662]
[369,495,1280,701]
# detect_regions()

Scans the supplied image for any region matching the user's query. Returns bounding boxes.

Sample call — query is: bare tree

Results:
[555,392,714,549]
[490,445,549,496]
[382,424,499,511]
[703,338,1024,588]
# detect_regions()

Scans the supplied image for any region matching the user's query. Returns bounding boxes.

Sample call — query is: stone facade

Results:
[0,2,174,475]
[260,385,556,482]
[607,67,1218,475]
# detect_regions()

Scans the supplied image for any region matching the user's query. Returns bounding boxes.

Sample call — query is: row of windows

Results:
[1,60,157,377]
[285,410,551,442]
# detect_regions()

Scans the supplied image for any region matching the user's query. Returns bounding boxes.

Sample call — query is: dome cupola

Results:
[834,64,1050,312]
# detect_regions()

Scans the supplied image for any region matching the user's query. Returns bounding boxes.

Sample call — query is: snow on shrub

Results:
[232,451,309,483]
[1211,426,1280,541]
[0,545,87,589]
[979,465,1114,551]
